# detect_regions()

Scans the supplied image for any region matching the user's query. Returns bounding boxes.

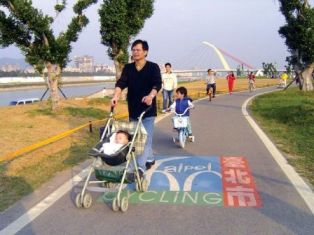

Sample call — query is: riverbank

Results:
[0,80,115,91]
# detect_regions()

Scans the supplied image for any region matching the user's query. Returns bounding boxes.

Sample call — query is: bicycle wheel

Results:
[249,83,253,92]
[178,130,186,148]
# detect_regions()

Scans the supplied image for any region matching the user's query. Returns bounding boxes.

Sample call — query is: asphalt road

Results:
[1,86,313,235]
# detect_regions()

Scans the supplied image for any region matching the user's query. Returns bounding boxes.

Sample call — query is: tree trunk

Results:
[301,63,314,91]
[46,63,61,111]
[113,59,123,81]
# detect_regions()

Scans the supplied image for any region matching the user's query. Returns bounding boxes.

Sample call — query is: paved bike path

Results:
[1,87,313,235]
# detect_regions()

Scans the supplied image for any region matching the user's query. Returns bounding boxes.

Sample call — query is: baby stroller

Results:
[75,106,149,212]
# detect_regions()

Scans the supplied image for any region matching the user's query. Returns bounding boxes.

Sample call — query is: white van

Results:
[9,98,40,106]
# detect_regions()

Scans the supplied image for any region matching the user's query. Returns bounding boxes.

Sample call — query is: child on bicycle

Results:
[168,86,195,141]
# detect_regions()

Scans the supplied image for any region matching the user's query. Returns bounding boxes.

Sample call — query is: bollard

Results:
[89,121,93,133]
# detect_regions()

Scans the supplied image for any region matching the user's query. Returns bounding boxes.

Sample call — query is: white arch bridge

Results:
[172,41,269,77]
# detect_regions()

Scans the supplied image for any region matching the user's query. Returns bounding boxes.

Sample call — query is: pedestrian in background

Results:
[162,63,177,113]
[226,71,236,95]
[280,72,288,88]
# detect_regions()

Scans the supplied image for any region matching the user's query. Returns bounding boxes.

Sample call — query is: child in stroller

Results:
[100,130,130,156]
[75,106,149,212]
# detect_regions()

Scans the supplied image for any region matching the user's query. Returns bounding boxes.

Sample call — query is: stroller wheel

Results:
[120,197,129,212]
[75,193,82,208]
[141,179,148,192]
[82,193,93,209]
[112,197,119,212]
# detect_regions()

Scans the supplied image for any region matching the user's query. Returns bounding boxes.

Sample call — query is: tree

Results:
[0,0,97,110]
[262,62,278,78]
[99,0,154,80]
[278,0,314,91]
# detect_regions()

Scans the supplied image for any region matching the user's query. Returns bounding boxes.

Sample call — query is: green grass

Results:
[250,88,314,185]
[87,97,111,105]
[0,131,99,212]
[28,106,108,119]
[64,107,108,119]
[27,108,55,116]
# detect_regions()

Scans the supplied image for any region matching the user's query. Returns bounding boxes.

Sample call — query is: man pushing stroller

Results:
[111,39,162,176]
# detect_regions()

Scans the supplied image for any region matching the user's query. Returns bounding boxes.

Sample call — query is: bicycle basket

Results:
[172,116,188,128]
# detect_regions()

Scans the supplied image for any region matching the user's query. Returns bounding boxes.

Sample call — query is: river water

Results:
[0,82,115,107]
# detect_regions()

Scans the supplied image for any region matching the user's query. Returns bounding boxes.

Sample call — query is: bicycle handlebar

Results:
[171,107,192,116]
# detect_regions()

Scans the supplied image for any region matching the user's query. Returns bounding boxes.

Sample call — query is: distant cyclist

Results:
[248,72,256,92]
[206,68,216,101]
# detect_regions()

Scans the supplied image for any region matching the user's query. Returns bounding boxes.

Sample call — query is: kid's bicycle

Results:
[249,80,255,92]
[171,107,194,148]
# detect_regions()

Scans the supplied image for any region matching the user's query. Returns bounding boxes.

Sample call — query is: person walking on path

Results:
[280,72,288,88]
[226,71,236,95]
[161,62,177,113]
[248,71,256,92]
[206,68,217,101]
[111,39,162,174]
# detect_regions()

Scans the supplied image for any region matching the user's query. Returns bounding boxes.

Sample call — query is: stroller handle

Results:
[109,106,115,118]
[144,105,152,114]
[137,105,152,121]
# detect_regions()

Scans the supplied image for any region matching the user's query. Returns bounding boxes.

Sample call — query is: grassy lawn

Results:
[250,88,314,186]
[0,131,99,211]
[0,78,277,211]
[0,98,128,211]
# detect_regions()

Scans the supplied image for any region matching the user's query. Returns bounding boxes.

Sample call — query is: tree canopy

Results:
[278,0,314,90]
[0,0,97,110]
[99,0,154,79]
[0,0,97,72]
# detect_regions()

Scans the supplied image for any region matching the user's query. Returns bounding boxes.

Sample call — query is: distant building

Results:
[1,64,21,72]
[24,67,36,74]
[94,64,115,73]
[63,66,81,73]
[74,55,94,72]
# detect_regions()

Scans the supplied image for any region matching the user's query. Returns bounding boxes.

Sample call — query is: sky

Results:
[1,0,313,70]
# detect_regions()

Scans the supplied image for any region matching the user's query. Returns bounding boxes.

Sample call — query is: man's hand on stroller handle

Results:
[111,87,122,107]
[142,95,153,105]
[142,89,157,106]
[111,96,119,107]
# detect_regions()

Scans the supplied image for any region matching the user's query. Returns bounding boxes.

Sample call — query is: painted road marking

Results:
[101,156,261,207]
[221,156,261,207]
[242,91,314,214]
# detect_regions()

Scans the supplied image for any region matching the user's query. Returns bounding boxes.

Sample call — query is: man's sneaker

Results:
[161,109,166,113]
[188,135,195,142]
[145,160,156,170]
